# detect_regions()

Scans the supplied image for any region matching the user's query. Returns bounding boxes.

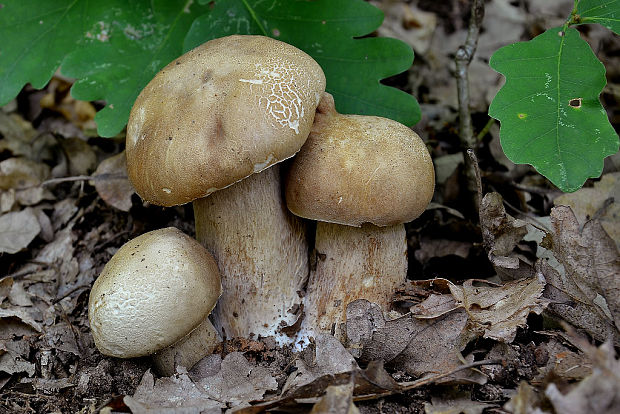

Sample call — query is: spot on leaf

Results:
[569,98,582,108]
[517,113,527,119]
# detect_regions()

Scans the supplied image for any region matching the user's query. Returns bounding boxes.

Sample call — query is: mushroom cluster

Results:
[88,34,435,370]
[125,35,325,344]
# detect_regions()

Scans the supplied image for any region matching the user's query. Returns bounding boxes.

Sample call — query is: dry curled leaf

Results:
[190,352,277,407]
[92,151,134,212]
[480,192,532,279]
[554,172,620,249]
[284,334,358,394]
[545,342,620,414]
[124,369,224,414]
[424,392,494,414]
[0,208,41,254]
[310,382,360,414]
[541,206,620,343]
[448,277,548,342]
[346,299,483,383]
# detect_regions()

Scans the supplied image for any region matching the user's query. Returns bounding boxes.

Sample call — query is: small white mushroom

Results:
[88,227,221,376]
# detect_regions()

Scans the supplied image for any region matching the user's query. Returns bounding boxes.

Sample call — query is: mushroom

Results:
[284,93,435,344]
[88,227,221,376]
[126,35,326,343]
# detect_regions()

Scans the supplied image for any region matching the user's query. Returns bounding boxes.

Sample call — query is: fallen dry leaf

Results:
[377,2,437,55]
[480,192,534,280]
[0,308,42,334]
[39,77,97,131]
[124,369,224,414]
[310,382,359,414]
[91,151,134,211]
[0,157,54,208]
[504,381,546,414]
[541,206,620,343]
[235,360,401,413]
[424,392,494,414]
[190,352,277,407]
[0,157,50,189]
[535,338,592,382]
[0,208,41,254]
[448,277,548,342]
[0,112,38,159]
[545,342,620,414]
[284,334,358,394]
[0,339,35,376]
[346,299,484,384]
[554,172,620,249]
[58,137,97,176]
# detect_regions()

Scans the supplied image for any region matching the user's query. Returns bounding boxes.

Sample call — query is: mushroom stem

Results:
[194,165,308,344]
[298,222,407,345]
[153,316,221,376]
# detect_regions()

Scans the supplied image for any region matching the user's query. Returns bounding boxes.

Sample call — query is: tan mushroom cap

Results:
[126,35,326,206]
[88,227,221,358]
[285,93,435,227]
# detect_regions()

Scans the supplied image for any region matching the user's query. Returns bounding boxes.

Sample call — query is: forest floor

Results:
[1,0,619,413]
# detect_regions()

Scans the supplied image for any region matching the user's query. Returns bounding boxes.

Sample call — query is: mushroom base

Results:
[194,165,309,344]
[153,316,220,376]
[297,222,407,347]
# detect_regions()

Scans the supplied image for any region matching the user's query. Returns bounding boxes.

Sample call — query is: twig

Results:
[41,173,128,187]
[40,175,93,186]
[353,358,503,402]
[591,197,614,222]
[0,260,57,282]
[455,0,485,211]
[467,149,483,209]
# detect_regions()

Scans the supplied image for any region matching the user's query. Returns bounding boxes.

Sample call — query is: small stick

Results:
[353,358,503,402]
[455,0,485,212]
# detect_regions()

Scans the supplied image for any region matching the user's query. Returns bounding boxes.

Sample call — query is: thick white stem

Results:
[194,165,309,344]
[153,317,220,376]
[298,222,407,345]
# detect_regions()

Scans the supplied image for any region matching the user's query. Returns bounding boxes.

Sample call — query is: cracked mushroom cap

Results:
[126,35,326,206]
[285,93,435,227]
[88,227,221,358]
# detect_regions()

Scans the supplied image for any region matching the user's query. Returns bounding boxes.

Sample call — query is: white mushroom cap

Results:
[88,227,221,358]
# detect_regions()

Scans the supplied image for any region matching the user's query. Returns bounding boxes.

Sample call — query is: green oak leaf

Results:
[0,0,104,105]
[488,27,619,192]
[577,0,620,34]
[62,0,209,137]
[184,0,420,126]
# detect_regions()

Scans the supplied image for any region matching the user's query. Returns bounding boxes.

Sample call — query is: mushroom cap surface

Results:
[126,35,326,206]
[88,227,221,358]
[285,93,435,227]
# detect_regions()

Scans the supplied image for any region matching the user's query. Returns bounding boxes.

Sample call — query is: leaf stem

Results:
[568,0,581,26]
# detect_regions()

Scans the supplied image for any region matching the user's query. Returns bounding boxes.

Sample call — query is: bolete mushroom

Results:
[285,93,435,344]
[126,35,326,343]
[88,227,221,376]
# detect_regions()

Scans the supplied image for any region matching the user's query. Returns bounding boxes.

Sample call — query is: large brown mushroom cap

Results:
[126,35,326,206]
[88,227,221,358]
[285,93,435,227]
